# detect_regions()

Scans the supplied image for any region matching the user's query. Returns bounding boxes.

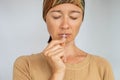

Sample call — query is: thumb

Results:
[61,56,67,63]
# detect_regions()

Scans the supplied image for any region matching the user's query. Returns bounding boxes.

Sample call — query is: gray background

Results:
[0,0,120,80]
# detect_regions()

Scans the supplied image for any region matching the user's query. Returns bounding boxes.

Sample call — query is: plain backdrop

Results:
[0,0,120,80]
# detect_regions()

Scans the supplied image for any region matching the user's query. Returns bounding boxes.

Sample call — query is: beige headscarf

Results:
[43,0,85,21]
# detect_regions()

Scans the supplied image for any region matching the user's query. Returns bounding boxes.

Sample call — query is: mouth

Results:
[58,33,71,38]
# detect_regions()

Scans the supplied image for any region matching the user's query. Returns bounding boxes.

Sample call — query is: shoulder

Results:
[13,52,45,68]
[13,53,46,79]
[89,54,113,73]
[91,55,109,65]
[14,55,29,67]
[89,54,114,79]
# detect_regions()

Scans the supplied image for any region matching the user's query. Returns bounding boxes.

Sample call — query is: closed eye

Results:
[70,16,78,20]
[52,16,61,19]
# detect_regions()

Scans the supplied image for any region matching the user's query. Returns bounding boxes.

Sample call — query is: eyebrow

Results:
[50,10,62,13]
[50,10,81,14]
[70,10,81,14]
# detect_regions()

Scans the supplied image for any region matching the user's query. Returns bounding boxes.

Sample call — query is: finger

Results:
[45,49,64,64]
[47,48,64,57]
[46,39,65,49]
[61,56,67,63]
[44,45,63,56]
[52,50,65,59]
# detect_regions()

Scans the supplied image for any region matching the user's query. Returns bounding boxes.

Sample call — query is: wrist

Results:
[49,71,65,80]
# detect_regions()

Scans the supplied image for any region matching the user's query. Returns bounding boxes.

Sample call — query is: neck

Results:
[64,41,87,64]
[64,41,82,57]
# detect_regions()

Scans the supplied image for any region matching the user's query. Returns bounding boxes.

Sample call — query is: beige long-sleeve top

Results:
[13,53,114,80]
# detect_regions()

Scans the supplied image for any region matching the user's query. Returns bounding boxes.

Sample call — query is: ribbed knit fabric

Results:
[13,53,114,80]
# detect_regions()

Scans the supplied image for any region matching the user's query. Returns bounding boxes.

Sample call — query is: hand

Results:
[43,39,66,80]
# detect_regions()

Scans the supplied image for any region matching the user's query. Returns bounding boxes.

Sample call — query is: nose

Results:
[60,17,70,30]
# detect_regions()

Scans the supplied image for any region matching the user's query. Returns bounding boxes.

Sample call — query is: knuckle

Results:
[47,53,52,57]
[43,50,48,56]
[56,45,62,49]
[50,40,61,44]
[50,40,56,43]
[51,56,55,60]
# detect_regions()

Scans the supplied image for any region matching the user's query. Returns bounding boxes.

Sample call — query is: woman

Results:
[13,0,114,80]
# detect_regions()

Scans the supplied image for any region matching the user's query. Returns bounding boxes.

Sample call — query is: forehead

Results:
[49,3,82,12]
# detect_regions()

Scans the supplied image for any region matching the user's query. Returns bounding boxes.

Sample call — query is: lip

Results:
[58,33,71,38]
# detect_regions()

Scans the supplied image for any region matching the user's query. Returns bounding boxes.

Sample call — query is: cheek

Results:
[46,19,59,36]
[70,21,82,40]
[71,21,82,33]
[46,23,54,35]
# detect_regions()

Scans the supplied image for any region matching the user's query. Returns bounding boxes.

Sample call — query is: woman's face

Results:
[46,3,83,43]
